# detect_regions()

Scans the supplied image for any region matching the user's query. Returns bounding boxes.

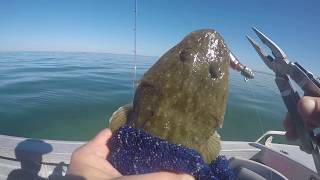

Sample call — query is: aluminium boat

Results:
[0,130,318,179]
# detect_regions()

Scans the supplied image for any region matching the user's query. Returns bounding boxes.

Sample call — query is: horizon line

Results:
[0,50,275,75]
[0,50,159,58]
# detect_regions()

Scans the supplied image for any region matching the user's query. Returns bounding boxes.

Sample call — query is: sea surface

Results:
[0,52,287,141]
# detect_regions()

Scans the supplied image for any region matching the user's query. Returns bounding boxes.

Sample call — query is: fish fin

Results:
[199,131,221,163]
[108,104,133,132]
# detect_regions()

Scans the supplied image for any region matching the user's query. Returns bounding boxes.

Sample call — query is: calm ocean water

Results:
[0,52,287,141]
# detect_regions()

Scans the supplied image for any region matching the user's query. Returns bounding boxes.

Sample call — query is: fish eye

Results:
[179,48,193,62]
[209,63,221,79]
[149,110,154,117]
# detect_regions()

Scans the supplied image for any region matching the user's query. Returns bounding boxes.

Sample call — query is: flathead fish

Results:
[109,29,231,163]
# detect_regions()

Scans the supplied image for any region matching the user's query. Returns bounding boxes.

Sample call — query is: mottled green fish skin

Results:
[128,29,230,162]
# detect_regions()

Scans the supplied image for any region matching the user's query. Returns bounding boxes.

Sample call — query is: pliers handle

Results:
[247,27,320,174]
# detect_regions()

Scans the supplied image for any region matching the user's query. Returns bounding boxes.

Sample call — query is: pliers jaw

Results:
[251,27,287,60]
[246,35,274,70]
[246,27,290,75]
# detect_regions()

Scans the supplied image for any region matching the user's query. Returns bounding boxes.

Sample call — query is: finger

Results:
[297,96,316,119]
[298,96,320,127]
[116,172,194,180]
[89,128,113,146]
[79,128,112,158]
[87,128,113,158]
[70,145,122,178]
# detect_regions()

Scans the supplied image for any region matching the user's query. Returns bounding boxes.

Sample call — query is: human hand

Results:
[283,96,320,140]
[66,128,194,180]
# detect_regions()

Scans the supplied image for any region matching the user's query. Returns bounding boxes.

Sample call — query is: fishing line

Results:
[246,73,274,178]
[247,73,274,179]
[246,74,266,136]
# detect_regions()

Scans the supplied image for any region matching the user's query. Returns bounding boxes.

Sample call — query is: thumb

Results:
[89,128,113,146]
[298,96,320,127]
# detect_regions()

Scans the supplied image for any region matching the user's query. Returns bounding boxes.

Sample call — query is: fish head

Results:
[129,29,230,152]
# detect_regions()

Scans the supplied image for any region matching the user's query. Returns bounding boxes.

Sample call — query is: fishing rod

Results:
[132,0,137,94]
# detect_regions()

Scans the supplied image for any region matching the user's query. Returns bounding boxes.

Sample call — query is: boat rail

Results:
[255,130,286,144]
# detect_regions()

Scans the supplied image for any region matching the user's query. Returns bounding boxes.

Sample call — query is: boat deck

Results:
[0,134,259,179]
[0,134,84,179]
[1,133,318,180]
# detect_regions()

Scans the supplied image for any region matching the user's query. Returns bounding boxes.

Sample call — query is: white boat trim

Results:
[0,131,319,180]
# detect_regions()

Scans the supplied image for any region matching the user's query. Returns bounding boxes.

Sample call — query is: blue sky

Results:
[0,0,320,73]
